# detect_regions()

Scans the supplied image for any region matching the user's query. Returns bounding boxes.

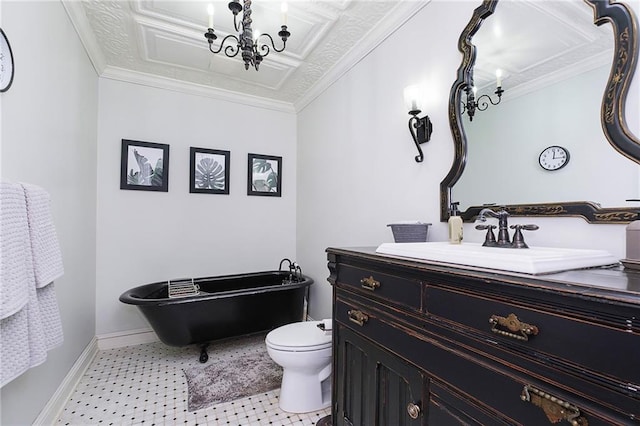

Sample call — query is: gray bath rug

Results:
[182,333,283,412]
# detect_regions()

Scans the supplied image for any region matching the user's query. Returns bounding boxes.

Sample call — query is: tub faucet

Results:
[477,207,511,247]
[279,258,303,283]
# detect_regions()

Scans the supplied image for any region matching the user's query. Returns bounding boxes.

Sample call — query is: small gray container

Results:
[387,223,431,243]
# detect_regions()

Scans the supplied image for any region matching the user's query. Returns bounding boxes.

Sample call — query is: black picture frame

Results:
[247,153,282,197]
[190,147,230,194]
[120,139,169,192]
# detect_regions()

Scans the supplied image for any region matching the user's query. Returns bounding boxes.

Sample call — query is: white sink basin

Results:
[375,242,619,274]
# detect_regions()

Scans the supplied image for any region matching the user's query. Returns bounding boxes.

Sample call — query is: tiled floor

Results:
[56,338,331,425]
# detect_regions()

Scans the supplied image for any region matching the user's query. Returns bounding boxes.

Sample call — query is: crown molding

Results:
[293,0,431,112]
[61,0,107,75]
[499,50,612,101]
[100,66,296,113]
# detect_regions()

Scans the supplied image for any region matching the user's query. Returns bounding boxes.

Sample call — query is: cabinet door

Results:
[335,325,426,426]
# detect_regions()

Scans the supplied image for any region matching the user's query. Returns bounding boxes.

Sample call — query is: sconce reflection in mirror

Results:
[404,85,433,163]
[461,69,504,121]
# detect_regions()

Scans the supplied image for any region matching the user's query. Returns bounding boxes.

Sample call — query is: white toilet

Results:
[265,320,332,413]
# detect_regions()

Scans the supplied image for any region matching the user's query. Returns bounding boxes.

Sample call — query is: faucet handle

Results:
[509,224,539,249]
[476,224,497,247]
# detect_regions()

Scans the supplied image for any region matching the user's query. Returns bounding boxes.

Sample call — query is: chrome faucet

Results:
[478,207,511,246]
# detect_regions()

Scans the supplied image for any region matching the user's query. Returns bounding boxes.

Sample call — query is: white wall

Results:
[0,1,98,424]
[297,0,640,320]
[96,79,297,335]
[297,1,473,318]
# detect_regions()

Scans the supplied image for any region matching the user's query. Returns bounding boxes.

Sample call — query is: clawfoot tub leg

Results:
[199,343,209,363]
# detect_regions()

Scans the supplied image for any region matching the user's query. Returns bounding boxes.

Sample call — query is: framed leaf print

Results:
[120,139,169,192]
[190,147,230,194]
[247,153,281,197]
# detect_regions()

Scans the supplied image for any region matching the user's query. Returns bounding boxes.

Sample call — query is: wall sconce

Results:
[404,85,433,163]
[461,69,504,121]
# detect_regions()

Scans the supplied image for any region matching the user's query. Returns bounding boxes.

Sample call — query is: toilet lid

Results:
[266,321,332,350]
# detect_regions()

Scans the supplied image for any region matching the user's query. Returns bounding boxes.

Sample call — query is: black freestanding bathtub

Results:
[119,270,313,351]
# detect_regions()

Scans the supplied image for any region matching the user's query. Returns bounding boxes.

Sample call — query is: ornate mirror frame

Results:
[442,0,640,223]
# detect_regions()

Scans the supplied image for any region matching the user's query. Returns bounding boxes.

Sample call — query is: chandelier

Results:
[461,69,504,121]
[204,1,290,71]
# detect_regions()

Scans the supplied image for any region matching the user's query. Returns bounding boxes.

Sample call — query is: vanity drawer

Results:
[336,263,422,311]
[334,296,401,352]
[426,350,620,426]
[426,285,640,387]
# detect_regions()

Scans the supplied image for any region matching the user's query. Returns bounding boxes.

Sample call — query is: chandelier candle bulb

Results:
[203,0,290,71]
[281,3,288,26]
[496,69,503,87]
[207,4,214,29]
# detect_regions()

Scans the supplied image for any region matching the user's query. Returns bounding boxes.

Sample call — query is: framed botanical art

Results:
[247,154,282,197]
[120,139,169,192]
[190,147,230,194]
[247,153,282,197]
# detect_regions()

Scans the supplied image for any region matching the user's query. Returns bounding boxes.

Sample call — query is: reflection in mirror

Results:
[443,0,640,223]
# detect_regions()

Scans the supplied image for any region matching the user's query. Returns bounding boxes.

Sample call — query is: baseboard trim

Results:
[33,337,99,425]
[96,327,159,350]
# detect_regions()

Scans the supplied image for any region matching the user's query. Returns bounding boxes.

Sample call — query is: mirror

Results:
[443,0,640,223]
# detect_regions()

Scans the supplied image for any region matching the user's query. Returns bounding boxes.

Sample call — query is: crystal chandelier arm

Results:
[209,34,242,57]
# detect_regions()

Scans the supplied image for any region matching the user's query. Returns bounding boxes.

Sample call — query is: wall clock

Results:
[538,145,570,171]
[0,28,14,92]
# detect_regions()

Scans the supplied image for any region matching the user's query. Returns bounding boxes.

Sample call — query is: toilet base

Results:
[316,415,332,426]
[278,370,331,413]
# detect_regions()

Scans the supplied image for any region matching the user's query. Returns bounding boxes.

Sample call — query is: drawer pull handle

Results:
[406,402,421,419]
[489,313,539,341]
[521,385,587,426]
[347,310,369,326]
[360,276,380,291]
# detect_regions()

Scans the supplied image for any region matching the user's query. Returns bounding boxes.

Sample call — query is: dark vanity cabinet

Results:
[327,248,640,426]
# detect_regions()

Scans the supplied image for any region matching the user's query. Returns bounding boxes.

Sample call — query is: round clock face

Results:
[539,145,570,171]
[0,29,14,93]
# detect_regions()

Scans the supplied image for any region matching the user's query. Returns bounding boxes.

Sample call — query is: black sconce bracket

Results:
[408,110,433,163]
[462,85,504,121]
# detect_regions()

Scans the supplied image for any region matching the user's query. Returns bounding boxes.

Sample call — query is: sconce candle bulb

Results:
[496,69,503,87]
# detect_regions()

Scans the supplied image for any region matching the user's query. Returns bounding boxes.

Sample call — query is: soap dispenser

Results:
[448,202,463,244]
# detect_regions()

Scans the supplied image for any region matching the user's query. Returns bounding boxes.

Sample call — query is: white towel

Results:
[0,182,30,319]
[0,242,48,387]
[36,283,64,350]
[21,183,64,288]
[0,182,64,388]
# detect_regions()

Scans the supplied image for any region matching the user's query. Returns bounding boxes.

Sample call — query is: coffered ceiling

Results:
[62,1,617,113]
[62,0,428,112]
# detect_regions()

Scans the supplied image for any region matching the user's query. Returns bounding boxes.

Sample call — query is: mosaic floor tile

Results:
[56,340,330,425]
